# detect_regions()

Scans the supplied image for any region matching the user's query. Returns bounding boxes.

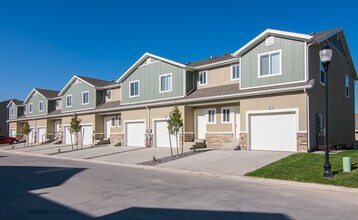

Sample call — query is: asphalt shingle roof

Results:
[77,75,118,88]
[187,54,235,67]
[311,28,341,42]
[35,88,60,99]
[10,99,24,105]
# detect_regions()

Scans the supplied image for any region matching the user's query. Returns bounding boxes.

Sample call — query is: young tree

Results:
[22,121,31,147]
[167,106,183,156]
[69,113,82,150]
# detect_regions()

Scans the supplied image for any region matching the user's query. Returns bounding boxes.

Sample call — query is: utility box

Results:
[343,157,351,172]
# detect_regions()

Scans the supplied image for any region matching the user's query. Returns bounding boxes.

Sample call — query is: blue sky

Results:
[0,0,357,111]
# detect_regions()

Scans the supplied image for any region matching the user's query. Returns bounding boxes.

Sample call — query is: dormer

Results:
[24,88,60,117]
[7,99,25,120]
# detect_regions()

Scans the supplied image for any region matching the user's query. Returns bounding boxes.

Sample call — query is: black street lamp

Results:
[319,43,334,178]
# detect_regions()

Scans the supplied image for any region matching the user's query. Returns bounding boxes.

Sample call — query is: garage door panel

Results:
[37,128,46,144]
[126,122,145,147]
[250,112,297,152]
[155,120,177,148]
[80,125,93,145]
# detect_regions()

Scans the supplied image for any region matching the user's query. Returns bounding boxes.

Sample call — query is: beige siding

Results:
[56,100,62,110]
[195,64,240,89]
[240,92,307,131]
[62,114,96,127]
[107,88,121,102]
[9,122,17,129]
[95,115,104,134]
[185,106,194,132]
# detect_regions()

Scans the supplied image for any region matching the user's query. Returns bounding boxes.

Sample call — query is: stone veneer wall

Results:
[239,133,247,150]
[206,133,233,144]
[110,134,124,145]
[297,132,308,152]
[179,133,194,144]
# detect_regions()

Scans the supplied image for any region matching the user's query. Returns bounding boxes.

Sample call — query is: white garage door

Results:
[250,112,297,152]
[126,121,145,147]
[64,126,73,145]
[28,128,34,144]
[37,128,46,144]
[80,125,93,145]
[155,120,177,148]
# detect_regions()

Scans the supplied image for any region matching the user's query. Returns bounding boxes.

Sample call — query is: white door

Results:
[104,117,113,139]
[9,129,16,137]
[80,125,93,145]
[37,128,46,144]
[28,128,34,144]
[249,112,297,152]
[155,120,177,148]
[126,121,145,147]
[196,109,207,139]
[55,121,62,138]
[235,112,240,140]
[64,126,73,145]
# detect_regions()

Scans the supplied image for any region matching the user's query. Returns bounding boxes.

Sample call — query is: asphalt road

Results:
[0,152,357,220]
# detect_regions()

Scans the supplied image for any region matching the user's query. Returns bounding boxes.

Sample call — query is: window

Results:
[82,91,89,105]
[106,90,112,100]
[320,63,325,85]
[258,50,282,77]
[222,108,231,123]
[29,103,33,113]
[39,101,44,112]
[346,75,349,97]
[118,113,122,127]
[160,73,172,92]
[129,80,139,97]
[198,70,207,85]
[207,109,216,124]
[66,95,72,107]
[231,64,240,80]
[11,107,14,116]
[111,117,116,127]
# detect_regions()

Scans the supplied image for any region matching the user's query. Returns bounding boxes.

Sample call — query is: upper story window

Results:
[82,91,89,105]
[198,70,207,85]
[39,101,44,112]
[320,63,325,85]
[160,73,172,93]
[66,95,72,107]
[11,107,15,116]
[345,75,349,97]
[111,117,116,127]
[222,108,231,123]
[129,80,139,97]
[106,90,112,100]
[29,103,33,113]
[231,64,240,80]
[258,50,282,77]
[207,109,216,124]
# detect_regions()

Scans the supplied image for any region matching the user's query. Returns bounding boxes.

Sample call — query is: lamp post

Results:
[319,43,334,178]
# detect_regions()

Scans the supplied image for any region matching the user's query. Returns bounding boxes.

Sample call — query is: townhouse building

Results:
[7,28,356,152]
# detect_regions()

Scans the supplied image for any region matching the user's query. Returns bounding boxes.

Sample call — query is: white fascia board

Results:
[6,101,15,108]
[116,52,187,83]
[24,88,46,104]
[58,75,95,96]
[232,29,312,57]
[193,58,239,70]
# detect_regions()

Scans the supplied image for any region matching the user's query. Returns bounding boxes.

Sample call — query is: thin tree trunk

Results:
[176,132,179,156]
[181,128,184,156]
[70,132,74,150]
[169,131,173,158]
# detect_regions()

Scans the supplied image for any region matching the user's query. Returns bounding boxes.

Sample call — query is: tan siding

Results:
[196,64,240,89]
[9,122,17,129]
[185,106,194,132]
[107,88,121,102]
[240,92,307,131]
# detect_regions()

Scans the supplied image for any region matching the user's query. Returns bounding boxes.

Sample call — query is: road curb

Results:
[1,149,358,194]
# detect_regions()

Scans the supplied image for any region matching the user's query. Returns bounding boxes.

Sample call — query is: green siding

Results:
[241,37,306,88]
[122,61,184,104]
[8,103,17,119]
[26,93,48,117]
[62,81,95,112]
[96,90,104,106]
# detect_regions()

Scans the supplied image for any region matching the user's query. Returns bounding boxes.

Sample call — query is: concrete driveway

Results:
[157,150,292,176]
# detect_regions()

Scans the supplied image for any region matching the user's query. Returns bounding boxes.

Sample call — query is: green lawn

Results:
[246,150,358,188]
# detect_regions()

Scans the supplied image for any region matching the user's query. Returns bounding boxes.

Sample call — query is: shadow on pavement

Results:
[0,165,291,220]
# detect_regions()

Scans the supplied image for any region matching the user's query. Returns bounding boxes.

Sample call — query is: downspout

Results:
[305,41,315,152]
[145,105,151,147]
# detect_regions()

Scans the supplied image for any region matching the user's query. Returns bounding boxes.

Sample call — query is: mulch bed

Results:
[139,149,210,166]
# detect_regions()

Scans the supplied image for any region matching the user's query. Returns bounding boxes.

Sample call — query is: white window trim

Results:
[221,107,232,124]
[257,49,282,78]
[11,107,14,116]
[39,101,44,112]
[207,109,216,124]
[345,75,349,98]
[106,90,112,100]
[129,80,140,98]
[198,70,208,86]
[231,64,240,81]
[82,91,89,105]
[29,103,33,113]
[159,73,172,93]
[66,95,72,107]
[110,117,116,127]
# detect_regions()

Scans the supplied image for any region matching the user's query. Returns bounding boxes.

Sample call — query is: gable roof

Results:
[311,28,342,43]
[59,75,119,96]
[116,52,188,83]
[187,54,238,69]
[232,29,312,57]
[7,99,24,108]
[24,88,60,104]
